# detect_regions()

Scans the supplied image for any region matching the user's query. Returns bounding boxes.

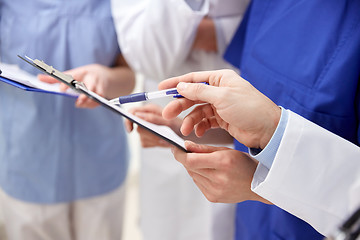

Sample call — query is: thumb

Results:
[38,74,58,83]
[185,141,228,153]
[176,82,218,105]
[63,68,87,82]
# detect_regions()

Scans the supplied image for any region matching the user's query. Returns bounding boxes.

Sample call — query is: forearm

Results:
[105,66,135,99]
[252,111,360,236]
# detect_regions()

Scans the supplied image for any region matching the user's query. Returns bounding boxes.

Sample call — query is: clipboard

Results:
[17,55,188,152]
[0,63,78,98]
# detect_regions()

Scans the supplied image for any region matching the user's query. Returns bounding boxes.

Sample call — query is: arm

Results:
[159,69,360,236]
[251,110,360,236]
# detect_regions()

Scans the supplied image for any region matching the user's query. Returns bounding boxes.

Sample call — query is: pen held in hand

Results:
[110,82,208,105]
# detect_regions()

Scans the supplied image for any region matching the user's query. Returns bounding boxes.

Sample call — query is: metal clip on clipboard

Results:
[18,55,88,92]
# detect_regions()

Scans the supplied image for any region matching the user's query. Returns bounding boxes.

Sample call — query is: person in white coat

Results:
[110,0,249,239]
[158,69,360,237]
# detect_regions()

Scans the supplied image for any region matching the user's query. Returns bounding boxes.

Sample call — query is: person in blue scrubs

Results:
[223,0,360,239]
[0,0,135,239]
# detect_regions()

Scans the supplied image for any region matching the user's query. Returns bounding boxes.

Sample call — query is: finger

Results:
[75,94,98,108]
[130,104,163,114]
[134,112,167,125]
[124,119,134,133]
[181,104,215,136]
[38,75,70,92]
[175,142,229,170]
[37,74,58,84]
[81,72,100,93]
[162,98,196,120]
[193,118,212,137]
[63,68,87,82]
[59,83,70,92]
[156,139,172,148]
[172,145,190,166]
[173,141,226,168]
[185,141,228,153]
[138,128,172,148]
[158,71,223,90]
[175,81,223,105]
[38,67,88,84]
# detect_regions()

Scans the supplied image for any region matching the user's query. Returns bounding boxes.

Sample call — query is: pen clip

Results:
[172,94,183,98]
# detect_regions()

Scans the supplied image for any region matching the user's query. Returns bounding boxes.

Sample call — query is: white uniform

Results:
[252,110,360,237]
[111,0,249,239]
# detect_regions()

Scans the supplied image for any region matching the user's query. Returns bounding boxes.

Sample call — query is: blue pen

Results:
[110,82,208,105]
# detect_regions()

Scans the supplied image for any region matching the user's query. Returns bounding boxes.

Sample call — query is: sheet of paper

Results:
[0,63,78,96]
[77,84,186,150]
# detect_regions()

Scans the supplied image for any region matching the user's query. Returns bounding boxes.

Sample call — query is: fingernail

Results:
[177,82,188,91]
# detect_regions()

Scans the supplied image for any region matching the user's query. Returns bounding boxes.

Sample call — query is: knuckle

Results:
[184,156,195,169]
[214,175,226,187]
[206,193,220,203]
[193,84,204,96]
[220,156,233,170]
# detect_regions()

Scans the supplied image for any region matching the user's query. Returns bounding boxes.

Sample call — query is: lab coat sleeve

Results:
[111,0,209,80]
[251,110,360,236]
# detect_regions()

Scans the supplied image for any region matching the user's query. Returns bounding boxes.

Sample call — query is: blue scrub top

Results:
[0,0,129,203]
[225,0,360,239]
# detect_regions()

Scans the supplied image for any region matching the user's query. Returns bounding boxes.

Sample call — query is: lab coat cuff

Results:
[251,163,270,190]
[249,107,289,169]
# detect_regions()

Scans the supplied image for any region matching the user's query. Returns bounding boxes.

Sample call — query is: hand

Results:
[192,17,218,52]
[159,70,281,149]
[125,104,182,148]
[172,141,270,203]
[39,62,135,108]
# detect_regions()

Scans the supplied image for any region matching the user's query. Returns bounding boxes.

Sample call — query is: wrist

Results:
[259,105,281,149]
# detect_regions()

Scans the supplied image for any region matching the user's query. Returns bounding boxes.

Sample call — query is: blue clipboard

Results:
[0,69,77,98]
[16,56,188,152]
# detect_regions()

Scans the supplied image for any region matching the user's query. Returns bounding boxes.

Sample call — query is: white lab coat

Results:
[252,110,360,237]
[111,1,249,239]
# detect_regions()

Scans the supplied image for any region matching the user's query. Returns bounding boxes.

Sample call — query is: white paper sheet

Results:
[0,63,78,96]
